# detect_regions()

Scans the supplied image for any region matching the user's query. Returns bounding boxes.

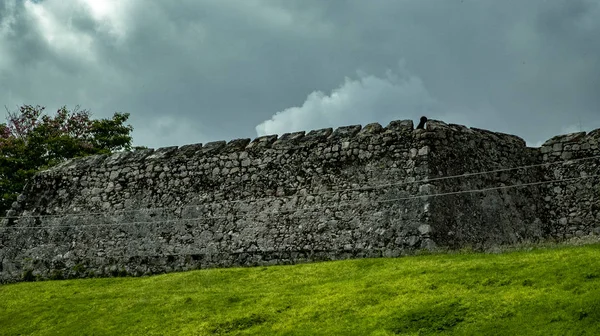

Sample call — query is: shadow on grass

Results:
[388,300,468,335]
[208,313,269,335]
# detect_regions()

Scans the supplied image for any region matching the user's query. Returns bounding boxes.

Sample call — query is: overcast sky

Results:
[1,0,599,149]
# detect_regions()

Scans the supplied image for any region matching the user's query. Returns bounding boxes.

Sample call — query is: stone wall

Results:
[425,122,546,249]
[0,120,432,283]
[1,119,599,283]
[540,130,600,238]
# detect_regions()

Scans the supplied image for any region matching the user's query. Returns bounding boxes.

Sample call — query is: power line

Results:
[381,174,600,202]
[2,173,598,230]
[2,154,599,221]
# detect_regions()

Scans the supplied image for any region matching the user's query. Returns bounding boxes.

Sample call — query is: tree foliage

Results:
[0,104,140,215]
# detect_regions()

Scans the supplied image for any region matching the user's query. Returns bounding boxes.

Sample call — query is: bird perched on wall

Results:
[416,116,428,129]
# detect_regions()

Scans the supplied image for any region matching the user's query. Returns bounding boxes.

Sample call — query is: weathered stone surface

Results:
[201,141,226,154]
[539,130,600,239]
[426,124,548,249]
[146,146,178,160]
[177,143,203,157]
[385,120,413,133]
[358,123,383,135]
[273,131,305,148]
[330,125,361,139]
[426,120,449,131]
[304,128,333,140]
[0,119,598,284]
[225,138,251,152]
[543,132,586,146]
[246,135,277,149]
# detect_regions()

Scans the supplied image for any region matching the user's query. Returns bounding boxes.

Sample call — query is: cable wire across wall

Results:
[2,173,598,230]
[2,154,599,221]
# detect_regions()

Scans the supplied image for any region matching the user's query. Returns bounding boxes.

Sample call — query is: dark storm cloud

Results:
[0,0,598,149]
[533,0,600,112]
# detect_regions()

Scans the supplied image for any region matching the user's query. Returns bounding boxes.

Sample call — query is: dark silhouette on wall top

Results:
[416,116,428,129]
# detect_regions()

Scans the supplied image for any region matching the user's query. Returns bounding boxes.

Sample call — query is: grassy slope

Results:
[1,244,600,335]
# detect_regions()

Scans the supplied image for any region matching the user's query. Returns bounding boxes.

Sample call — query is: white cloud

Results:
[255,62,438,136]
[21,0,132,59]
[24,1,96,62]
[77,0,132,42]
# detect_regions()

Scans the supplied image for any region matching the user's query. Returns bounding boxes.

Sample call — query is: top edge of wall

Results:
[422,119,529,147]
[39,119,599,174]
[541,128,600,147]
[38,119,414,173]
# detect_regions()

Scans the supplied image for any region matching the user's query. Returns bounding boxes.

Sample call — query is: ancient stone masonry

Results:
[0,119,599,283]
[540,130,600,238]
[425,123,546,249]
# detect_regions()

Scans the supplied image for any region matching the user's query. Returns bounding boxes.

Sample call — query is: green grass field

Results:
[2,244,600,335]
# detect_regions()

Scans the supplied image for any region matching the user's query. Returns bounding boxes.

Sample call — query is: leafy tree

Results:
[0,104,143,216]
